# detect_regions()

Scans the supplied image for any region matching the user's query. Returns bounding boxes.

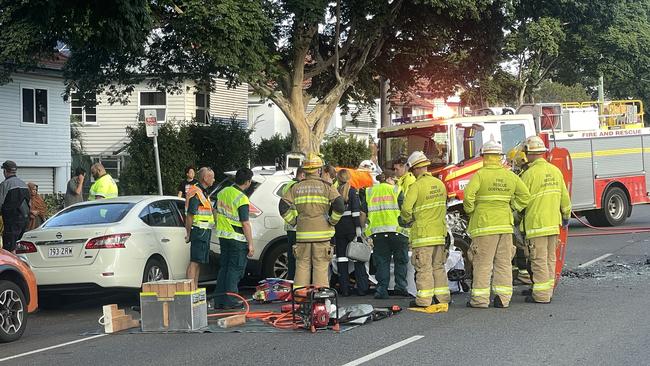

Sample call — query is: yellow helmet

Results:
[302,153,324,170]
[507,142,528,169]
[406,151,431,170]
[480,138,503,155]
[523,135,547,154]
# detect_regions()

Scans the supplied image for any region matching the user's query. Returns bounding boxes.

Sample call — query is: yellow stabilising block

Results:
[408,303,449,314]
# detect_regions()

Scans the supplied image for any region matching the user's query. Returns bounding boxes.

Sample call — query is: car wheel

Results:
[0,280,27,343]
[262,243,289,279]
[142,258,169,284]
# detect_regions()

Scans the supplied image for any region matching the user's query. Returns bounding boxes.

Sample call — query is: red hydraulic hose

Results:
[207,292,303,330]
[569,211,650,237]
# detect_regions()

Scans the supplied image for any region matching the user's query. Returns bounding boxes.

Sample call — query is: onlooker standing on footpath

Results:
[185,167,216,287]
[0,161,30,252]
[88,163,118,200]
[333,169,369,296]
[214,168,255,309]
[27,183,47,231]
[177,166,198,198]
[281,167,306,280]
[64,167,85,207]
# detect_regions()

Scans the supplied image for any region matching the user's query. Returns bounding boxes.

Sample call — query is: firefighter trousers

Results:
[412,245,450,306]
[293,241,333,287]
[469,234,513,308]
[528,235,558,303]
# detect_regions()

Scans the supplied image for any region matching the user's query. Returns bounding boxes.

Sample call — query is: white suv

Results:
[209,168,294,279]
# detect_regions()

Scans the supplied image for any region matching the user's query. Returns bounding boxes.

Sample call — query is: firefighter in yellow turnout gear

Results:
[279,154,345,287]
[464,139,530,308]
[400,151,450,307]
[520,136,571,303]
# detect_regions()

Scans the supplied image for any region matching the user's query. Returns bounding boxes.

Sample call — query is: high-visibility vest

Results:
[186,185,215,229]
[216,186,250,242]
[88,174,118,200]
[365,183,404,236]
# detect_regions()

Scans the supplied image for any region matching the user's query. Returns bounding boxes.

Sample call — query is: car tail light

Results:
[85,234,131,249]
[249,203,263,218]
[15,241,37,254]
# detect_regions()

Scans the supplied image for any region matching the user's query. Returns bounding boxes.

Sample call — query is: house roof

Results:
[37,52,68,71]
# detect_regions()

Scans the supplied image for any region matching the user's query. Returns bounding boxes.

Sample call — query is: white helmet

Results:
[358,159,382,174]
[406,151,431,170]
[523,135,547,154]
[481,139,503,155]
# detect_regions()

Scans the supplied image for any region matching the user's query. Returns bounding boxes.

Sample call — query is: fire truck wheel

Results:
[587,187,629,227]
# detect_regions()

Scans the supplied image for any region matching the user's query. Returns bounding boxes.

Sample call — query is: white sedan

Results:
[17,196,215,292]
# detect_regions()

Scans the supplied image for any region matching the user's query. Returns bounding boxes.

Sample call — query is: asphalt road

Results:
[2,207,650,366]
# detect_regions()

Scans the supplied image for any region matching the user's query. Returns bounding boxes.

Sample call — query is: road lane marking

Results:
[0,334,108,362]
[341,335,424,366]
[578,253,613,268]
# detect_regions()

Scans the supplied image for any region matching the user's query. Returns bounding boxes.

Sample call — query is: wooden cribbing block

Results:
[217,314,246,329]
[103,304,140,334]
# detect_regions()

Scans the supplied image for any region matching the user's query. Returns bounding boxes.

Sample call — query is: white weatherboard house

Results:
[0,61,72,194]
[76,79,248,178]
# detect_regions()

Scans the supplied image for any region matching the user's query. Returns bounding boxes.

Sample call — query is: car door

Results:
[139,200,189,280]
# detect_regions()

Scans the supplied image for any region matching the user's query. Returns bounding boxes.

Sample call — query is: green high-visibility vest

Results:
[216,186,249,242]
[365,183,405,236]
[88,174,118,200]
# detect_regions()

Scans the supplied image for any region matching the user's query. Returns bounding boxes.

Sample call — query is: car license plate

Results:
[48,247,73,257]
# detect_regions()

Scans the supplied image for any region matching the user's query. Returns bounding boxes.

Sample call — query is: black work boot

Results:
[409,300,428,308]
[525,296,551,304]
[493,296,508,308]
[521,289,532,296]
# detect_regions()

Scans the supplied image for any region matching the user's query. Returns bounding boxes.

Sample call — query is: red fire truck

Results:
[378,100,648,282]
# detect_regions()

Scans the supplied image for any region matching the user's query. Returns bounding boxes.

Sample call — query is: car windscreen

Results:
[43,203,135,228]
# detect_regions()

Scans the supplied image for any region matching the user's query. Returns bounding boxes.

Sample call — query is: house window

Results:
[139,91,166,123]
[71,92,97,124]
[195,92,210,123]
[92,156,121,182]
[22,88,48,124]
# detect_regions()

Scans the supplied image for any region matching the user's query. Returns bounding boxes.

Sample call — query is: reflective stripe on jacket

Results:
[88,174,118,200]
[463,158,530,238]
[216,186,249,241]
[279,173,344,243]
[400,173,447,247]
[520,159,571,238]
[365,183,402,236]
[186,185,215,229]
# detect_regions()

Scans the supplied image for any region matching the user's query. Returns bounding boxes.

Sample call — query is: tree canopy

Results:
[1,0,508,153]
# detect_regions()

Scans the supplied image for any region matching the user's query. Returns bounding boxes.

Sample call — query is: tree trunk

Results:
[517,84,527,107]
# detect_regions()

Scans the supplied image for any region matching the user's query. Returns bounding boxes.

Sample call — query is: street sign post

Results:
[144,109,163,195]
